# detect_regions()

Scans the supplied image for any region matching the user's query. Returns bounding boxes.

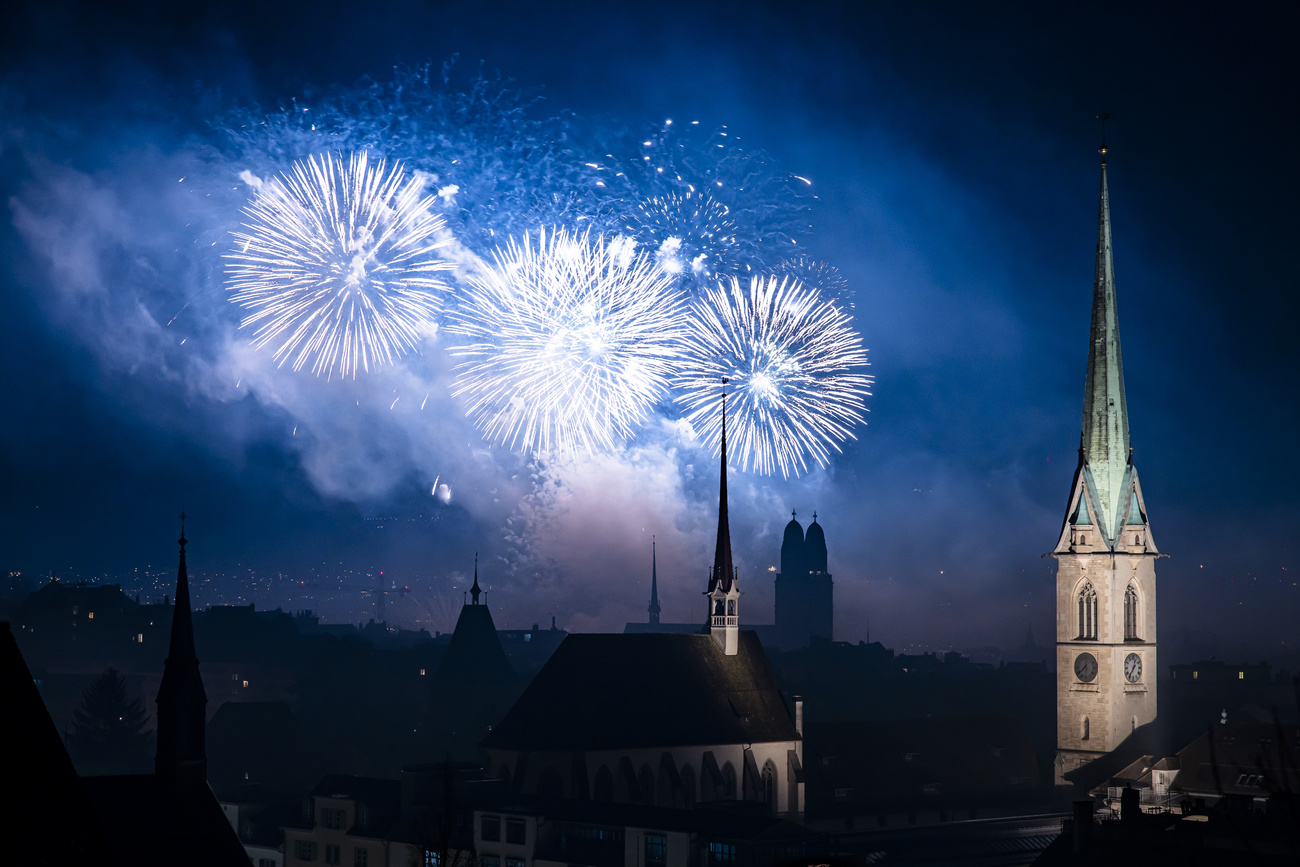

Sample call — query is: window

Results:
[708,842,737,864]
[325,844,341,865]
[506,818,526,845]
[260,860,277,867]
[645,833,667,867]
[1077,583,1097,639]
[1081,717,1090,741]
[1124,584,1139,640]
[721,763,737,800]
[481,857,500,867]
[481,815,501,843]
[761,762,777,812]
[505,860,525,867]
[353,847,368,867]
[423,851,441,867]
[295,840,318,862]
[321,808,346,830]
[1239,671,1245,680]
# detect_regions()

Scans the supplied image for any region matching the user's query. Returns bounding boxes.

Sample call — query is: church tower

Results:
[154,514,209,790]
[774,510,834,648]
[706,384,741,655]
[1052,144,1160,784]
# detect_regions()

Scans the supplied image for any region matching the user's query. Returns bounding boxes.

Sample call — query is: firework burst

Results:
[675,275,870,477]
[226,151,454,379]
[630,189,740,283]
[448,228,686,455]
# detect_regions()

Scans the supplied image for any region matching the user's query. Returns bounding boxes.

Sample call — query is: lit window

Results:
[242,680,249,688]
[423,851,441,867]
[419,668,426,676]
[88,612,94,620]
[1239,671,1244,680]
[645,833,667,867]
[1193,671,1198,679]
[708,842,737,865]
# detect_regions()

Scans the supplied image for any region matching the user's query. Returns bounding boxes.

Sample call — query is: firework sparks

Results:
[629,189,740,283]
[226,152,454,378]
[675,275,871,477]
[448,228,686,455]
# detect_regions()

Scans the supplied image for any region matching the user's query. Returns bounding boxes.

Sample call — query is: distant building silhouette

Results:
[774,509,834,647]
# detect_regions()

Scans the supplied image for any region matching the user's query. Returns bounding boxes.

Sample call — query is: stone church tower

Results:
[1052,148,1160,784]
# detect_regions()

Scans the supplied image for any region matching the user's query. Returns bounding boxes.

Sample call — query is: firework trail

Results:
[675,275,871,478]
[226,151,454,379]
[448,228,686,455]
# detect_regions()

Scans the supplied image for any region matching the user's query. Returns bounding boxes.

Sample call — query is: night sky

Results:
[2,1,1296,661]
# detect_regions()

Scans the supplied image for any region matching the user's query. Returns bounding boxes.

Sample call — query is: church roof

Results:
[482,631,798,752]
[1,621,112,864]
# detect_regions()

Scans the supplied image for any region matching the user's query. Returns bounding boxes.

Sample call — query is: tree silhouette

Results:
[70,666,153,774]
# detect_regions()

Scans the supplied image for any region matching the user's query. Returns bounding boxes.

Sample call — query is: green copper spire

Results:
[1080,158,1131,531]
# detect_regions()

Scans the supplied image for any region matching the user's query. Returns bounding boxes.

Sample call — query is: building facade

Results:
[1052,152,1160,784]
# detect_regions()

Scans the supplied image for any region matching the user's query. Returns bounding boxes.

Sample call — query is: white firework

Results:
[226,152,454,379]
[675,275,871,477]
[448,228,686,455]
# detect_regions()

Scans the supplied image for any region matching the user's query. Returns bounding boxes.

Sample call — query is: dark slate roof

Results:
[81,774,250,867]
[482,631,797,752]
[1,621,114,866]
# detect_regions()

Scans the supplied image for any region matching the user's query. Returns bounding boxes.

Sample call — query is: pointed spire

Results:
[1080,144,1130,531]
[167,513,195,663]
[648,536,661,624]
[710,380,735,592]
[470,554,481,605]
[155,511,208,788]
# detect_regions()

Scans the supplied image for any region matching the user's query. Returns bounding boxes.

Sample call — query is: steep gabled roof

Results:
[482,631,797,752]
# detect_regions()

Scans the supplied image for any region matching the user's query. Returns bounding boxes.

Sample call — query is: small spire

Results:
[1098,111,1110,163]
[710,379,735,592]
[470,554,481,605]
[648,536,661,624]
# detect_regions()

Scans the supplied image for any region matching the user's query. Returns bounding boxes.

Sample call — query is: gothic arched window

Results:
[1124,584,1139,640]
[1077,583,1097,640]
[593,766,613,802]
[1081,717,1090,741]
[761,761,777,813]
[722,763,737,800]
[680,765,696,809]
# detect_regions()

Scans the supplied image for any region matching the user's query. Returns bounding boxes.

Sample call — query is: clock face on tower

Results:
[1074,652,1098,683]
[1125,652,1143,683]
